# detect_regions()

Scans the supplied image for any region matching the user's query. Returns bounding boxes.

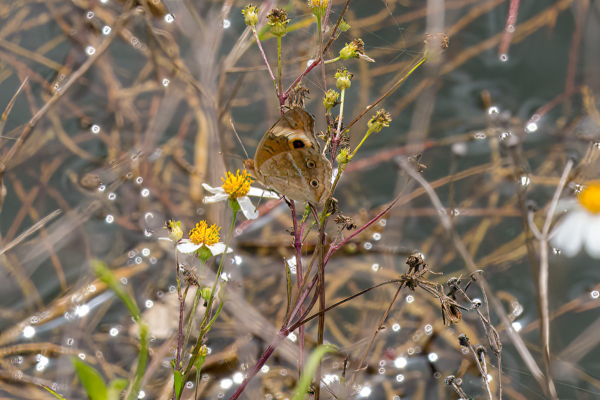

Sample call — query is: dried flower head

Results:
[334,214,357,230]
[406,253,426,274]
[267,8,289,37]
[368,109,392,133]
[287,84,310,108]
[323,89,340,109]
[335,68,353,90]
[242,4,259,27]
[407,153,427,173]
[340,38,375,62]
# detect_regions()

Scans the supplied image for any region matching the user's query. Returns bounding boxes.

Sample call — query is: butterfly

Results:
[244,108,332,205]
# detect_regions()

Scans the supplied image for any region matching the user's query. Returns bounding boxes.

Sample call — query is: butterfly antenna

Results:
[230,119,250,159]
[218,152,245,162]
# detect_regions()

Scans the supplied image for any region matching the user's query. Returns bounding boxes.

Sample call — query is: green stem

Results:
[351,127,375,159]
[182,283,203,360]
[324,56,341,64]
[277,35,282,98]
[183,209,237,377]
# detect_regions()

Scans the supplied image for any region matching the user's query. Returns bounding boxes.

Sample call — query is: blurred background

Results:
[0,0,599,398]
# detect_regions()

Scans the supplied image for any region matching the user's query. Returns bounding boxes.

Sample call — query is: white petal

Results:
[158,237,174,242]
[247,186,279,199]
[551,211,587,257]
[177,240,202,254]
[556,199,579,212]
[203,192,230,204]
[237,196,258,220]
[202,183,225,195]
[207,243,233,255]
[583,214,600,259]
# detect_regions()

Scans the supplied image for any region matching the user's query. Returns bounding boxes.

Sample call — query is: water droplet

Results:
[126,172,133,179]
[110,328,119,336]
[425,324,433,333]
[372,233,381,241]
[380,219,386,226]
[87,11,94,18]
[78,353,86,360]
[98,184,106,192]
[150,257,157,263]
[392,324,400,331]
[462,347,469,354]
[526,122,538,132]
[261,366,269,373]
[591,290,599,299]
[500,131,511,140]
[520,175,530,187]
[434,372,441,378]
[129,251,136,258]
[222,19,231,28]
[102,26,111,35]
[136,177,143,184]
[169,286,176,293]
[165,14,174,23]
[474,132,486,139]
[197,208,204,215]
[23,326,35,338]
[145,300,153,308]
[506,24,515,32]
[131,37,139,45]
[364,242,372,250]
[141,188,150,197]
[135,257,142,264]
[91,124,101,134]
[186,381,193,388]
[428,352,438,362]
[406,295,414,303]
[121,277,127,284]
[108,193,116,200]
[500,53,508,62]
[372,263,379,271]
[106,215,114,223]
[86,46,96,55]
[396,374,404,382]
[378,368,385,374]
[488,106,499,114]
[142,248,150,256]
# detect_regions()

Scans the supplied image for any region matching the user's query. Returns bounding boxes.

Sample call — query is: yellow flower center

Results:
[579,184,600,214]
[189,221,220,246]
[222,170,252,198]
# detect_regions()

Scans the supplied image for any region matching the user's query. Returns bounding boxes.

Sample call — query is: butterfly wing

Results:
[254,108,331,205]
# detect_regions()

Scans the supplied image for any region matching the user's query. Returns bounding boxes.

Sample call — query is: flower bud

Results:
[338,18,350,32]
[323,89,340,109]
[242,4,259,27]
[335,68,353,90]
[368,109,392,133]
[339,38,374,62]
[336,148,352,165]
[267,8,289,37]
[201,286,212,304]
[166,220,183,242]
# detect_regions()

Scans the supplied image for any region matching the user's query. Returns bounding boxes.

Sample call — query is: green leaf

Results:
[293,345,337,400]
[91,260,141,320]
[107,379,128,400]
[40,384,67,400]
[173,371,183,400]
[72,357,107,400]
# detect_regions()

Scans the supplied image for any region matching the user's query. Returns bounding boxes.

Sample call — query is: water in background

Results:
[0,0,599,399]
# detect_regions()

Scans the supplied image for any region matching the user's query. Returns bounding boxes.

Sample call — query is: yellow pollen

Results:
[578,184,600,214]
[221,170,253,198]
[189,221,221,246]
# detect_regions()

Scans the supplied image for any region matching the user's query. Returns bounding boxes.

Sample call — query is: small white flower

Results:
[203,170,279,220]
[551,184,600,258]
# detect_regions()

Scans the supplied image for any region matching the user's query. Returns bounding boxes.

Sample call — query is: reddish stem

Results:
[498,0,520,57]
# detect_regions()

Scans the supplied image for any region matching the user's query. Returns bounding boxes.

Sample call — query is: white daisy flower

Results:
[202,170,279,220]
[160,220,232,257]
[551,184,600,258]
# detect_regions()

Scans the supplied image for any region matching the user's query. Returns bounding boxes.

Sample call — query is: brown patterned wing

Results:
[257,147,332,205]
[254,108,318,170]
